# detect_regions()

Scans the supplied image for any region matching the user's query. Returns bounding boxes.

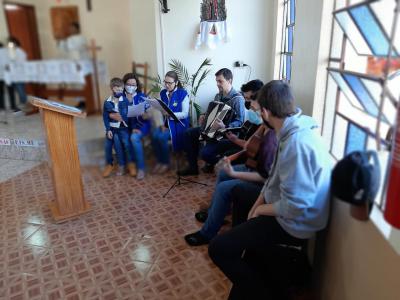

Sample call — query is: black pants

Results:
[0,81,17,110]
[231,181,263,227]
[208,216,306,300]
[184,126,240,170]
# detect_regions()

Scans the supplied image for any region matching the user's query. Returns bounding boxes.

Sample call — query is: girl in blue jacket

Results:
[152,71,189,174]
[123,73,150,180]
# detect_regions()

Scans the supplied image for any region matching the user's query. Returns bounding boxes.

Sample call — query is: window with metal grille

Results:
[322,0,400,209]
[279,0,296,81]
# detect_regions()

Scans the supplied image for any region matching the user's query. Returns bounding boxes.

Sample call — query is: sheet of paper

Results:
[142,96,163,111]
[127,101,147,117]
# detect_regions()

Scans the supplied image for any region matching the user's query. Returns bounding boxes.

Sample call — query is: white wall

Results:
[129,0,159,81]
[315,201,400,300]
[144,0,275,110]
[290,0,334,118]
[0,6,7,43]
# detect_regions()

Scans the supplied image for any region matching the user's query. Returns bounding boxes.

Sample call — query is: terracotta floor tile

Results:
[0,163,229,299]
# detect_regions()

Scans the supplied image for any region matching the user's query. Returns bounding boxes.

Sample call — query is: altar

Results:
[1,59,107,114]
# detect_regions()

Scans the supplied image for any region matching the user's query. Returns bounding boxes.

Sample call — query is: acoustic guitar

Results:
[216,125,266,171]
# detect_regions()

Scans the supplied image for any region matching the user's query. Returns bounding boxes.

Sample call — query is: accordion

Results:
[200,101,232,141]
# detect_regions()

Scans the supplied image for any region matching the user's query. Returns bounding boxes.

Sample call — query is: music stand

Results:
[149,98,207,197]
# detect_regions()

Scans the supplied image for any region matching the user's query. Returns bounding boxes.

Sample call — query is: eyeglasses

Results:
[164,80,175,85]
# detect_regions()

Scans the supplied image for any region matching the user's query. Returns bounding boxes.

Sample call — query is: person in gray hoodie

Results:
[208,80,332,299]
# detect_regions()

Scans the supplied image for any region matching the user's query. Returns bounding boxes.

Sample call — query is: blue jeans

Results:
[151,128,170,164]
[130,131,146,170]
[104,131,124,166]
[14,83,27,105]
[200,164,254,239]
[104,128,132,166]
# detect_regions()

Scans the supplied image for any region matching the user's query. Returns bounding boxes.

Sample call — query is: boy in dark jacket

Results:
[102,78,130,177]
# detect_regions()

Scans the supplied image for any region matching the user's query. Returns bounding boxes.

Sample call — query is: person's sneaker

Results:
[195,210,208,223]
[102,164,114,178]
[127,162,137,177]
[177,167,199,176]
[184,231,210,246]
[201,164,214,174]
[158,164,170,174]
[116,166,126,176]
[136,169,145,180]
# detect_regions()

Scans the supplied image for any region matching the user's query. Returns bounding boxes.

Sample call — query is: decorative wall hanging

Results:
[195,0,230,50]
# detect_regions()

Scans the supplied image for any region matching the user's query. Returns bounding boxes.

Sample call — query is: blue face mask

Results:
[247,109,263,125]
[113,92,124,98]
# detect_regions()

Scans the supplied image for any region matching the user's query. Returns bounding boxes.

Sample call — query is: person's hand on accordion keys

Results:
[211,119,225,131]
[198,114,206,126]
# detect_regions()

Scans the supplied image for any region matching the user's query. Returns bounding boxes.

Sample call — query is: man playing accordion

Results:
[178,68,245,176]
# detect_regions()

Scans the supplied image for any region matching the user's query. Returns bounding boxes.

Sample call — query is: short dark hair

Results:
[122,73,142,93]
[257,80,295,118]
[165,70,183,89]
[109,77,124,88]
[215,68,233,81]
[241,79,264,93]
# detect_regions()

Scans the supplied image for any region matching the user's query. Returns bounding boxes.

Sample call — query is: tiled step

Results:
[0,137,104,166]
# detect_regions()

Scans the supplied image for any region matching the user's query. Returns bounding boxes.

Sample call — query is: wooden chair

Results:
[132,62,149,94]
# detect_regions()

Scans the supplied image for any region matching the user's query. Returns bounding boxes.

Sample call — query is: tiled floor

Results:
[0,164,231,299]
[0,159,42,183]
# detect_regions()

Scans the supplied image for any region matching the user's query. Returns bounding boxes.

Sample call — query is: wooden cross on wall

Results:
[87,39,102,111]
[86,0,92,12]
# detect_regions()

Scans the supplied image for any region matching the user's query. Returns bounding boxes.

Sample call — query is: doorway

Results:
[4,2,42,96]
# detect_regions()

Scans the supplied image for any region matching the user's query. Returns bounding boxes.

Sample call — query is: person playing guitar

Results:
[184,98,278,246]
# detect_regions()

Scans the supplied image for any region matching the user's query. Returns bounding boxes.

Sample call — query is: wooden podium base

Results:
[31,97,90,223]
[49,201,91,223]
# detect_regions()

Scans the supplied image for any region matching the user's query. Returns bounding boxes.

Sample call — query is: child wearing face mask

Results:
[122,73,150,180]
[102,77,131,177]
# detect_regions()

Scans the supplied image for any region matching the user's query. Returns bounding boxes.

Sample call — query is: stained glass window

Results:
[323,0,399,209]
[345,123,368,154]
[334,0,399,57]
[279,0,296,81]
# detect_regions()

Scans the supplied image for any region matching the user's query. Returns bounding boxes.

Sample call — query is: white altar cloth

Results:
[1,59,107,85]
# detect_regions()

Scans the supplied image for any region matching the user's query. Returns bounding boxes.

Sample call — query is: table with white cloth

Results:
[1,59,108,114]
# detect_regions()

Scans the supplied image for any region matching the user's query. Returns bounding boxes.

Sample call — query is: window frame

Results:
[279,0,296,81]
[321,0,400,255]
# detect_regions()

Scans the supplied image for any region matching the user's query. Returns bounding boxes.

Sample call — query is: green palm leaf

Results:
[193,68,211,97]
[193,102,202,120]
[190,58,212,88]
[169,59,190,87]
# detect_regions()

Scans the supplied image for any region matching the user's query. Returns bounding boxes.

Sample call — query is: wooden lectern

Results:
[31,96,91,222]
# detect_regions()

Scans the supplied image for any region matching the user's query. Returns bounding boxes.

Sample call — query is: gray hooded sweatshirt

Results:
[262,108,332,239]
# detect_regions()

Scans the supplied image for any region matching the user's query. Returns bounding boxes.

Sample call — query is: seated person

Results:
[179,68,245,175]
[184,97,277,246]
[222,80,265,159]
[241,79,264,119]
[208,80,332,300]
[102,78,131,177]
[123,72,150,180]
[151,71,189,174]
